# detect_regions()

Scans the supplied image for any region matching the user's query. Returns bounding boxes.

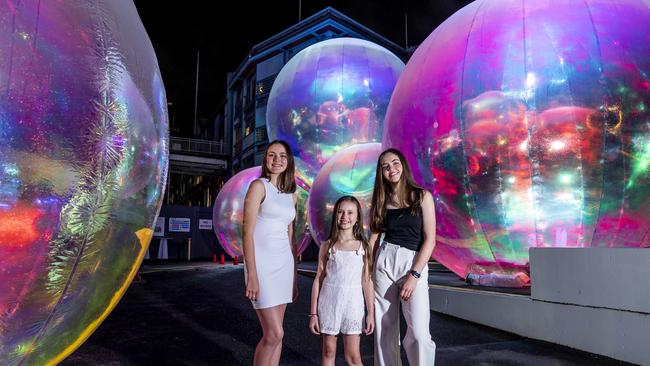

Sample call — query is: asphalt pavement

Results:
[61,262,631,366]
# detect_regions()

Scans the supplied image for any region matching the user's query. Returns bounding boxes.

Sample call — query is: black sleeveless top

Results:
[383,206,424,252]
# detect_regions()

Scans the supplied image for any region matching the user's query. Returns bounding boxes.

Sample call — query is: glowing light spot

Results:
[3,164,19,175]
[556,192,574,202]
[559,173,573,184]
[549,140,566,152]
[638,102,646,112]
[526,72,537,88]
[0,206,42,246]
[519,140,529,152]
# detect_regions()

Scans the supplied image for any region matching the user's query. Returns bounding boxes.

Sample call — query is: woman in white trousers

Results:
[369,148,437,366]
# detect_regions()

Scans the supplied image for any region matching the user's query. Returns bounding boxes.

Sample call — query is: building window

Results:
[256,75,277,98]
[245,117,255,137]
[255,126,268,142]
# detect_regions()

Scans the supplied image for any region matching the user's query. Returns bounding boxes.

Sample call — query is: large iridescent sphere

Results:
[213,167,311,258]
[383,0,650,279]
[0,1,168,364]
[266,38,404,188]
[308,143,381,244]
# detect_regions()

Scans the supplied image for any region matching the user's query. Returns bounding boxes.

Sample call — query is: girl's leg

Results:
[342,334,362,366]
[322,334,338,366]
[401,263,436,366]
[254,304,287,366]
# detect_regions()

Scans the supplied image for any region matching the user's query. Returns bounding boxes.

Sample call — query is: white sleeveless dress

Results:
[318,242,366,335]
[248,178,296,309]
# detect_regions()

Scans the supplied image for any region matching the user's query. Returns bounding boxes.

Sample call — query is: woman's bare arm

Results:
[242,180,265,299]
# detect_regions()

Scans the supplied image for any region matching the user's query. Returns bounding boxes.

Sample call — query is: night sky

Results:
[132,0,473,135]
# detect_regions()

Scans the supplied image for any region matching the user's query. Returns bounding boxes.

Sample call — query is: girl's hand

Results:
[400,274,417,301]
[364,314,375,335]
[309,315,320,335]
[246,274,259,302]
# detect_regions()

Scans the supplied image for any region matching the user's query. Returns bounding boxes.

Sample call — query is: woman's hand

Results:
[364,314,375,335]
[400,274,418,301]
[246,274,259,302]
[309,315,320,335]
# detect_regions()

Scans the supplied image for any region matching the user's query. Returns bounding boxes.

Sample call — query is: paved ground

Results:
[62,262,631,366]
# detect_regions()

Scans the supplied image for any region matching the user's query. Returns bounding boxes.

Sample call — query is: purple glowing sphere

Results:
[266,38,404,189]
[383,0,650,278]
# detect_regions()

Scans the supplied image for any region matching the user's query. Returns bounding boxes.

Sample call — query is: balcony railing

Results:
[170,137,226,156]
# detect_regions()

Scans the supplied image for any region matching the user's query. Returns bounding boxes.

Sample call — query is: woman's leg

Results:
[254,304,287,366]
[401,264,436,366]
[342,334,362,366]
[322,334,338,366]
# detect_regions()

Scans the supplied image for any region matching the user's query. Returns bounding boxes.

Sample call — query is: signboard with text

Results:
[169,217,191,232]
[199,219,213,230]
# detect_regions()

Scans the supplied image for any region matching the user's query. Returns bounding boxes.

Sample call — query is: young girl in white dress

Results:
[309,196,375,366]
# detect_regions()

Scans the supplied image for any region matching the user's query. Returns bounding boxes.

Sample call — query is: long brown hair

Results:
[327,196,372,278]
[260,140,296,193]
[370,148,424,233]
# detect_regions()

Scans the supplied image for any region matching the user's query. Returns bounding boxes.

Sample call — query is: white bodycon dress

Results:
[248,178,296,309]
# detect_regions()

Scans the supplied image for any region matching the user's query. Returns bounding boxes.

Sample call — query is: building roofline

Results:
[228,7,407,87]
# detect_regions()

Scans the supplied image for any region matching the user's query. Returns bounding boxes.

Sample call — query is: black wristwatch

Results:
[408,269,421,279]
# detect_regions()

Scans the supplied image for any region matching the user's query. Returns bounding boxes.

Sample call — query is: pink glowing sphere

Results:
[383,0,650,278]
[213,167,311,258]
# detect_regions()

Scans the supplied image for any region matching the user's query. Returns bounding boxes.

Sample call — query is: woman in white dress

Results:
[309,196,375,366]
[243,140,298,366]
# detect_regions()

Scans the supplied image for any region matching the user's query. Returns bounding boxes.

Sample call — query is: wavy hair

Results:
[370,148,424,233]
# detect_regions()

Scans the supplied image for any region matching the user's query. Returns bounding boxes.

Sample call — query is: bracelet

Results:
[308,313,318,317]
[408,269,421,279]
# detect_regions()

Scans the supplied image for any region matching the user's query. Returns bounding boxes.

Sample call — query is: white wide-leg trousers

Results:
[374,241,436,366]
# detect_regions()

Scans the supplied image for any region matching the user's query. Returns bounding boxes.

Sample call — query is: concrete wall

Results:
[530,248,650,313]
[430,248,650,365]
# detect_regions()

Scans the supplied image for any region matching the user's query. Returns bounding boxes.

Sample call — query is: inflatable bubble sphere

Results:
[383,0,650,278]
[308,143,382,245]
[213,167,311,259]
[0,0,168,363]
[266,37,404,188]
